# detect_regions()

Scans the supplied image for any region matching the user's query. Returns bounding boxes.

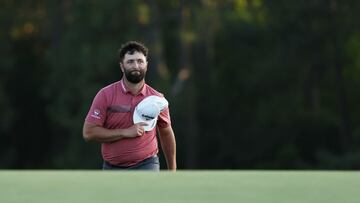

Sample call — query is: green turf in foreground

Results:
[0,170,359,203]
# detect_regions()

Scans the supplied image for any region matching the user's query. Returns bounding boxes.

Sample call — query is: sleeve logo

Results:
[91,109,101,119]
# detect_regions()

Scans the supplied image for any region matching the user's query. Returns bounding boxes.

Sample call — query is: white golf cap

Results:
[133,96,169,131]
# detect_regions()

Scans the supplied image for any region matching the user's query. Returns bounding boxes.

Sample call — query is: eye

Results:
[137,59,144,64]
[127,59,134,64]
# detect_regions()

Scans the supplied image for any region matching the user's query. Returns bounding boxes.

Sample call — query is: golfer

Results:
[83,41,176,171]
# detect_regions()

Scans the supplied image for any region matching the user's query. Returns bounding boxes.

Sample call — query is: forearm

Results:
[83,122,127,142]
[159,126,177,170]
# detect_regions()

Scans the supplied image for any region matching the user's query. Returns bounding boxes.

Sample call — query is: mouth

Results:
[130,70,141,76]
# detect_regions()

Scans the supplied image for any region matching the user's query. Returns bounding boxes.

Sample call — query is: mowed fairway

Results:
[1,170,359,203]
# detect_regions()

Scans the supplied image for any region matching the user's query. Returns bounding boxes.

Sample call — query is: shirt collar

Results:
[120,78,146,96]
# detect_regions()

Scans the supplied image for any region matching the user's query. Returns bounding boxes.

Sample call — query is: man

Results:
[83,41,176,171]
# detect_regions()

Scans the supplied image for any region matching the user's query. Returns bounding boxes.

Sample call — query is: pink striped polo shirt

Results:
[85,78,171,167]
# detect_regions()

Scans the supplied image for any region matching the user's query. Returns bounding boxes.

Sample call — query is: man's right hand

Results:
[124,123,148,138]
[83,122,148,142]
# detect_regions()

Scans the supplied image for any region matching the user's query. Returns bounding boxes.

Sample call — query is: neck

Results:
[123,78,145,95]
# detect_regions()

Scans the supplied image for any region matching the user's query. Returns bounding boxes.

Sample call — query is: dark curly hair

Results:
[118,41,148,63]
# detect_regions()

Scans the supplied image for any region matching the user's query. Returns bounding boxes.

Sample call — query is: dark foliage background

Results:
[1,0,360,169]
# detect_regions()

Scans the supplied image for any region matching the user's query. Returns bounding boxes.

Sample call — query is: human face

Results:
[120,51,148,84]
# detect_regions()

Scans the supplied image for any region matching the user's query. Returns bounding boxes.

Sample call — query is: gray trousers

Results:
[102,155,160,171]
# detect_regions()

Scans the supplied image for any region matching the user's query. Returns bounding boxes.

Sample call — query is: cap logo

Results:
[141,114,155,121]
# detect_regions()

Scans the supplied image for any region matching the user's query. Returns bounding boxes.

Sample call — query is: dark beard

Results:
[124,69,146,84]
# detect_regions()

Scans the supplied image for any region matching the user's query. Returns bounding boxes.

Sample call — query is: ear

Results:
[119,62,124,72]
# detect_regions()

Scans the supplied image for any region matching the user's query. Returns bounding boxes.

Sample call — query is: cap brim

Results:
[146,96,169,111]
[133,110,157,131]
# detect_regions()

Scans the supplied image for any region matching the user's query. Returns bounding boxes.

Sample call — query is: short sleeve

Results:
[85,90,108,126]
[157,106,171,129]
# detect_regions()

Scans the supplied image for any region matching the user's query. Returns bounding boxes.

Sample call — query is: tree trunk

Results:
[178,1,199,169]
[330,0,352,151]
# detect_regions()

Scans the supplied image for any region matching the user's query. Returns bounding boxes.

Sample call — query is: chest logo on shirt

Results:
[91,109,101,119]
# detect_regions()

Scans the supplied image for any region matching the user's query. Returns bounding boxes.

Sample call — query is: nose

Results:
[132,61,140,69]
[134,61,140,68]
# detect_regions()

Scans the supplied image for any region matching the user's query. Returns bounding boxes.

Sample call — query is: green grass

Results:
[1,170,359,203]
